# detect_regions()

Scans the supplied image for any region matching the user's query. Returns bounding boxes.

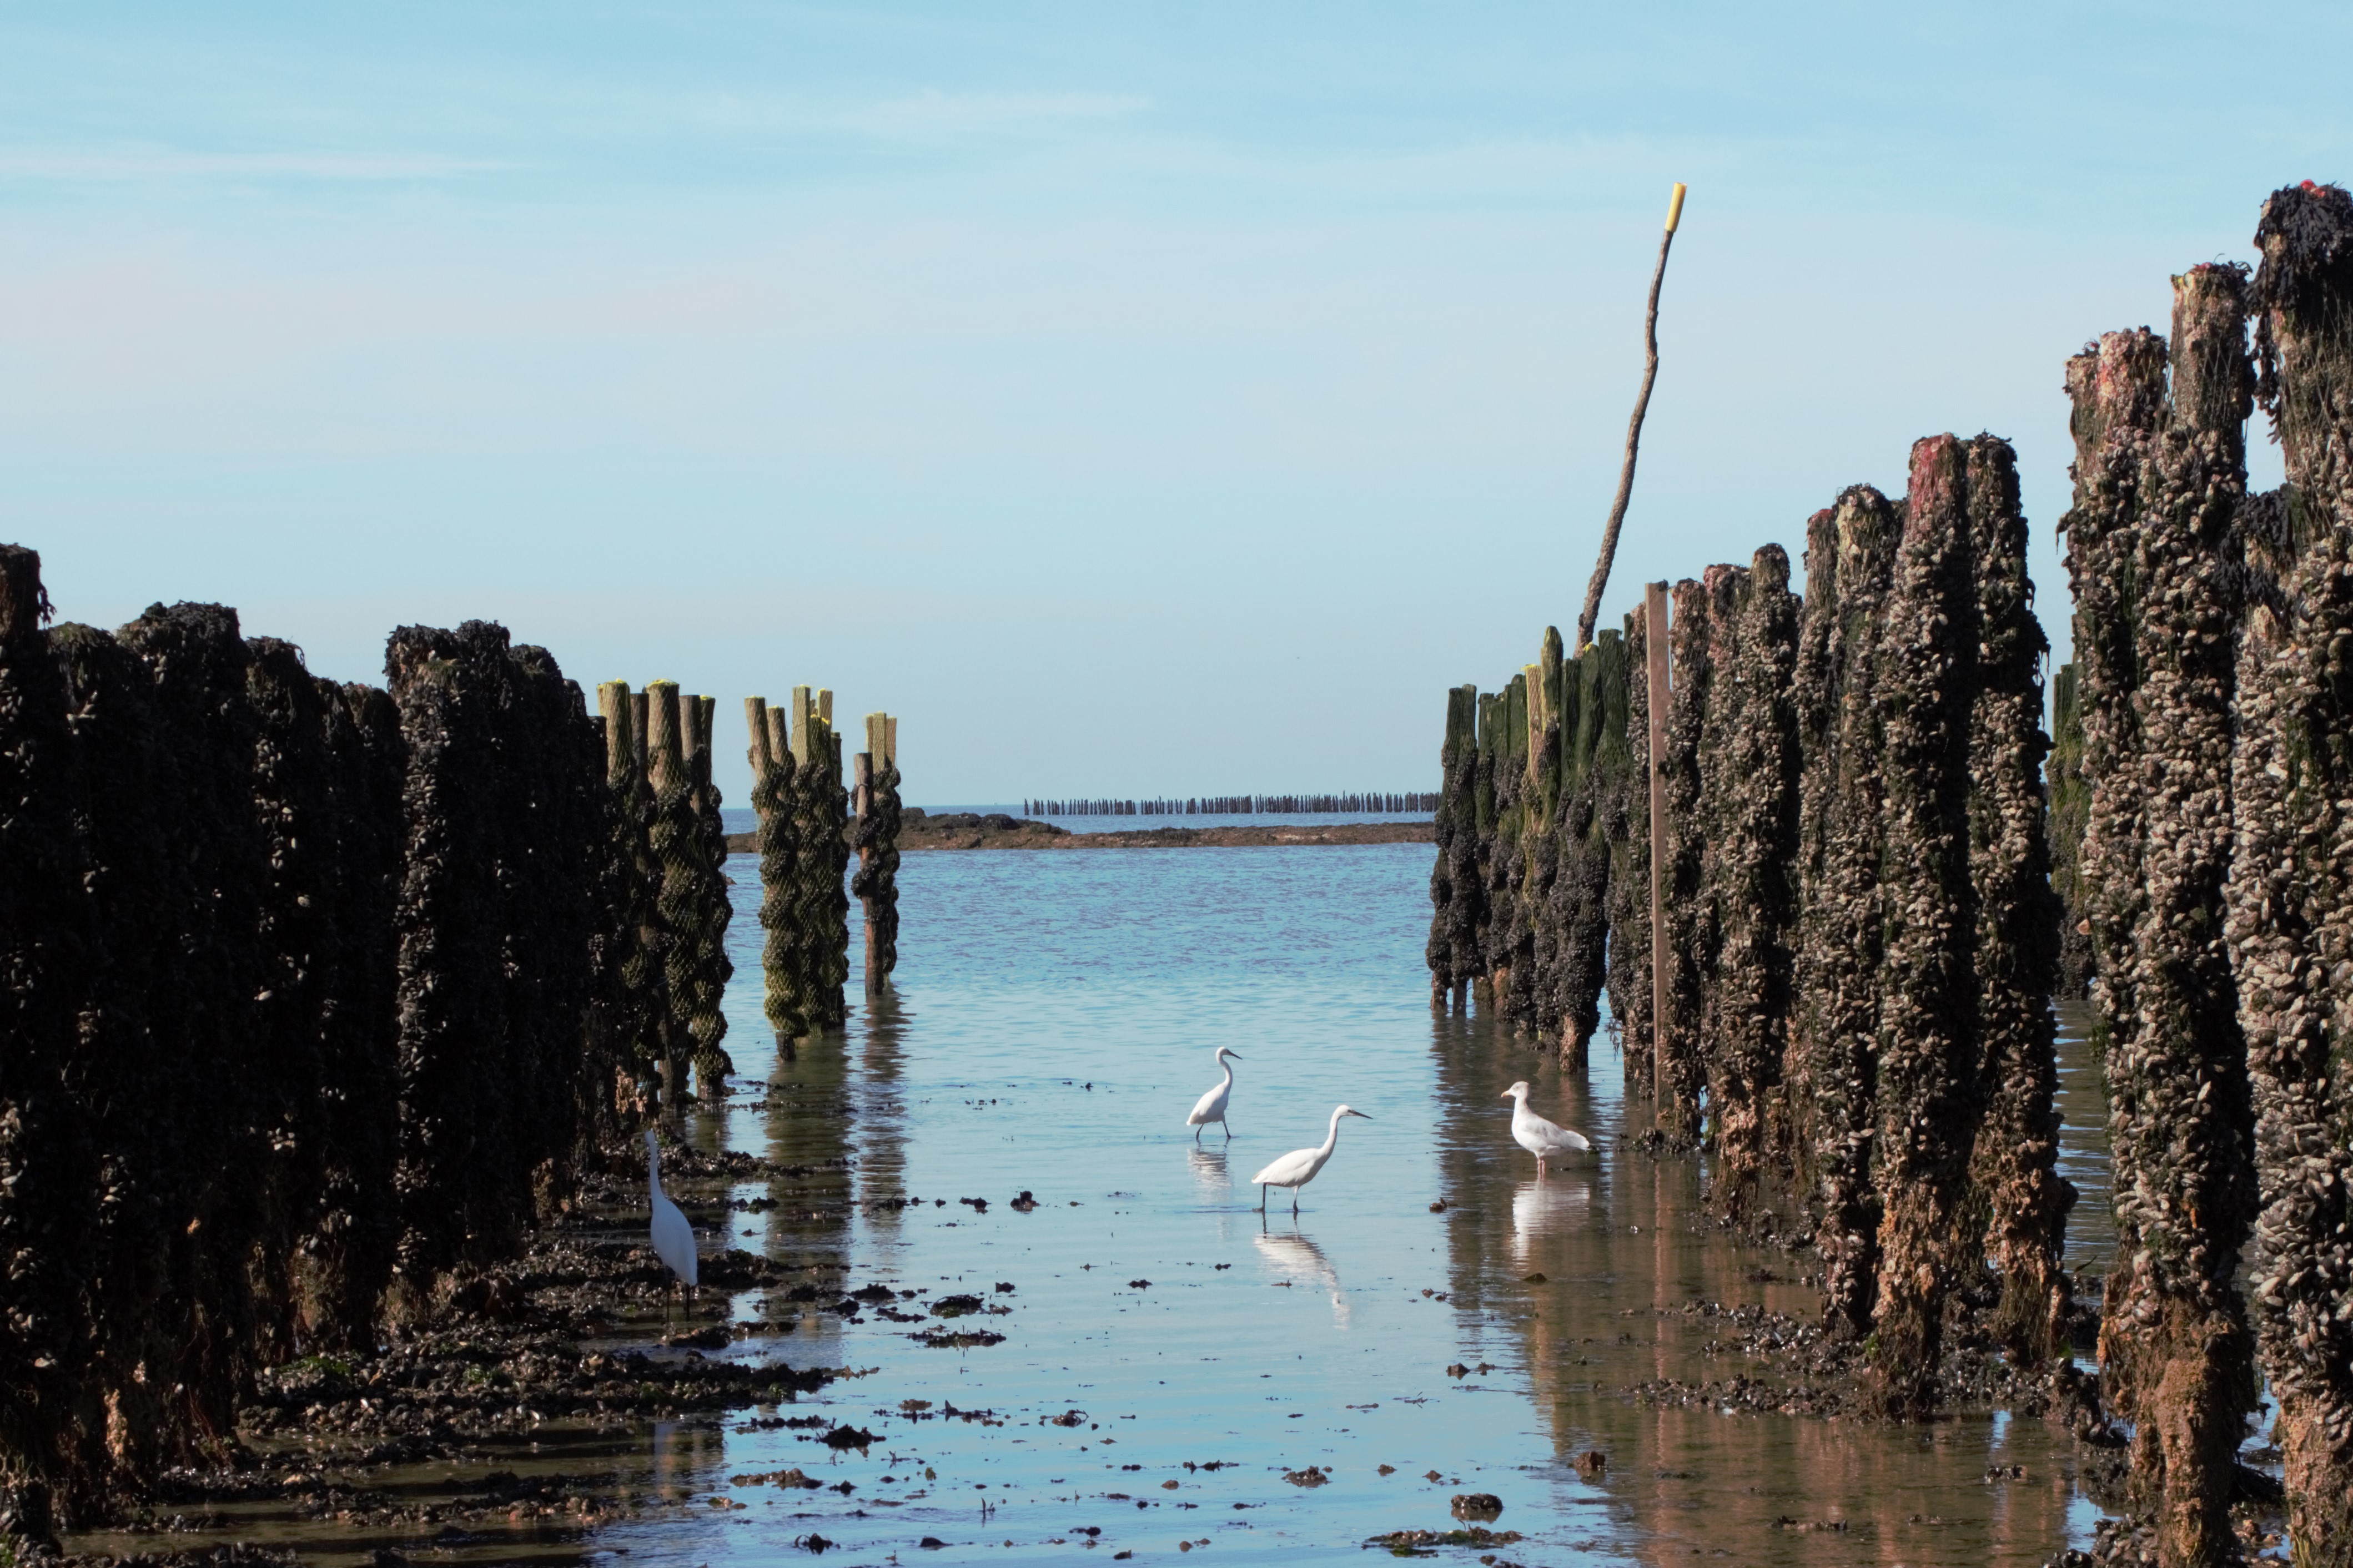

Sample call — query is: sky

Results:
[3,2,2344,803]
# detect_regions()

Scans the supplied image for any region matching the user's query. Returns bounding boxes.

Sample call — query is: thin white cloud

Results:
[847,89,1151,138]
[0,148,517,180]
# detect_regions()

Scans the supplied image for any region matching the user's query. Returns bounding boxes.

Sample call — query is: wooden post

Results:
[855,749,879,994]
[1645,580,1671,1106]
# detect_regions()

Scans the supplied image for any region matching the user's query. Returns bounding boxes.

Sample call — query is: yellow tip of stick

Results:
[1665,183,1687,234]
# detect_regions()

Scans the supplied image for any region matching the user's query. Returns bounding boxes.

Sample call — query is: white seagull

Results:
[1250,1105,1370,1214]
[645,1130,699,1292]
[1186,1047,1243,1141]
[1501,1081,1592,1175]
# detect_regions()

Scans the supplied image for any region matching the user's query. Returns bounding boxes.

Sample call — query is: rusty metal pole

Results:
[1645,579,1671,1110]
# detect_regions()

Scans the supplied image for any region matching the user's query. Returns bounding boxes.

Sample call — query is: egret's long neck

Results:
[1319,1111,1344,1159]
[647,1143,663,1197]
[1221,1057,1236,1088]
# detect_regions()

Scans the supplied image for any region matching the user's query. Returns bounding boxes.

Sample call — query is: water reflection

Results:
[1253,1227,1350,1327]
[858,988,912,1225]
[1509,1175,1593,1268]
[1185,1144,1231,1204]
[647,1419,722,1505]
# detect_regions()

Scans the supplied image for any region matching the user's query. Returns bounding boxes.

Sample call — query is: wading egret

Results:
[645,1130,698,1291]
[1250,1105,1370,1214]
[1501,1081,1592,1175]
[1186,1047,1243,1140]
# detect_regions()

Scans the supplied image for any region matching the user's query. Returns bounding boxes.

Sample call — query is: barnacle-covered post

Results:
[1865,437,1982,1418]
[1470,690,1500,1010]
[682,693,733,1101]
[1705,547,1801,1217]
[1606,604,1656,1097]
[2233,181,2353,1560]
[2047,663,2093,999]
[1959,433,2073,1368]
[2068,302,2259,1564]
[1426,684,1481,1013]
[1657,574,1717,1136]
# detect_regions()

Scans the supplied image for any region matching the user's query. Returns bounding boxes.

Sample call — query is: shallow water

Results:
[582,842,2115,1566]
[65,844,2114,1566]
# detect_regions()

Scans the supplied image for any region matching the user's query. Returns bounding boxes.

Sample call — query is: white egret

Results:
[1501,1081,1592,1175]
[1186,1047,1243,1140]
[645,1130,699,1292]
[1250,1105,1370,1214]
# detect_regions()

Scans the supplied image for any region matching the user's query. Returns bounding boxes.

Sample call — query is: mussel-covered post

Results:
[2067,301,2259,1564]
[643,681,698,1105]
[1603,607,1656,1096]
[1426,684,1480,1012]
[1704,548,1801,1216]
[1657,575,1716,1136]
[1486,673,1535,1027]
[790,688,852,1031]
[1865,437,1982,1418]
[1551,631,1629,1071]
[852,712,903,995]
[1960,435,2073,1369]
[681,694,734,1100]
[0,546,102,1538]
[816,692,853,1025]
[746,697,803,1045]
[601,683,666,1108]
[1526,636,1570,1050]
[2047,664,2094,999]
[2232,181,2353,1560]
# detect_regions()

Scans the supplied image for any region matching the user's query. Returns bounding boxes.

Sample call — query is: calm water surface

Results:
[580,844,2114,1567]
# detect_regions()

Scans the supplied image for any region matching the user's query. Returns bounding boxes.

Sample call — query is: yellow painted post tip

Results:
[1665,183,1688,234]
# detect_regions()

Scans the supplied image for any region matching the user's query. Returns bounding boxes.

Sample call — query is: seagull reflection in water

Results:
[1509,1176,1592,1270]
[1254,1228,1351,1328]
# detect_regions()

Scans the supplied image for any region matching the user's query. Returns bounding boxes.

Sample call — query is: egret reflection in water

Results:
[1254,1227,1351,1327]
[1186,1143,1231,1202]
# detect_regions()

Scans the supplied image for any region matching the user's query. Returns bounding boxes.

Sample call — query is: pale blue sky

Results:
[3,3,2340,801]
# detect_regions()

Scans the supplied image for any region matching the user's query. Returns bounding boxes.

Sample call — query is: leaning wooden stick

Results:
[1575,181,1686,654]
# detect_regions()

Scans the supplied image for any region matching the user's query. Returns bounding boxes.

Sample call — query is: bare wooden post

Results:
[1576,184,1688,653]
[1645,579,1671,1106]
